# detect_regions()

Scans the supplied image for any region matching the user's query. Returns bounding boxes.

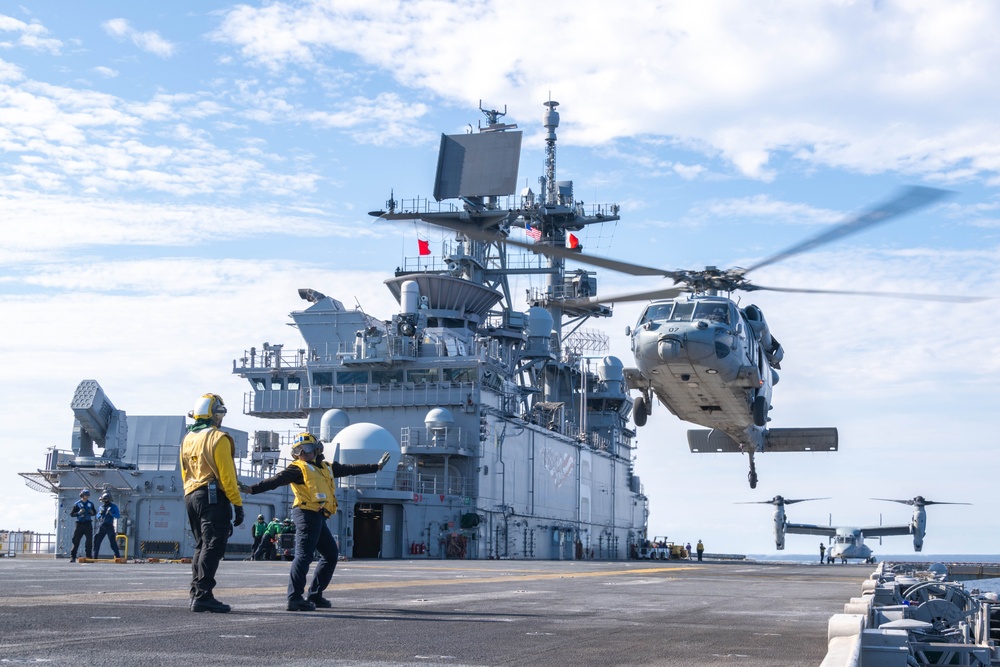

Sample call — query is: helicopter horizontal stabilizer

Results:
[764,428,839,452]
[687,427,838,453]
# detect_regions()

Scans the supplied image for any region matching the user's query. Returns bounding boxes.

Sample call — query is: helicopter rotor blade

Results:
[407,218,682,279]
[742,186,952,275]
[562,286,688,308]
[749,284,988,303]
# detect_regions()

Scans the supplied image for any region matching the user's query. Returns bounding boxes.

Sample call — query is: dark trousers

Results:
[185,487,231,601]
[94,524,120,558]
[251,534,262,558]
[71,521,93,558]
[288,507,339,601]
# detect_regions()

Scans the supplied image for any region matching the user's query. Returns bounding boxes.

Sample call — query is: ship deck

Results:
[0,557,867,666]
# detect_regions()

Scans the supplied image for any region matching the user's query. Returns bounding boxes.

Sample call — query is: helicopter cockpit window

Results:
[694,302,730,324]
[668,302,695,321]
[640,303,673,324]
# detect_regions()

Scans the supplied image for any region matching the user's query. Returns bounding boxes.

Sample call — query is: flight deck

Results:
[0,558,866,666]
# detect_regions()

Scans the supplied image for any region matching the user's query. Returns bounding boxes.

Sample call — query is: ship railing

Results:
[303,382,476,410]
[400,426,481,456]
[243,390,305,417]
[1,530,57,556]
[341,469,471,497]
[233,345,306,371]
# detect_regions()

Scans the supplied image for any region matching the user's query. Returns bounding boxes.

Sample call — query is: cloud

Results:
[92,66,118,79]
[102,18,175,58]
[212,1,1000,183]
[0,13,62,54]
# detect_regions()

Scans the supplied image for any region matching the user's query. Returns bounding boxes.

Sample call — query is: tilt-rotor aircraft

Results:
[424,179,977,488]
[743,495,970,563]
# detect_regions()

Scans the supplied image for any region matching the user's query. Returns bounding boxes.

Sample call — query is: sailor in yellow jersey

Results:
[180,393,244,613]
[242,432,389,611]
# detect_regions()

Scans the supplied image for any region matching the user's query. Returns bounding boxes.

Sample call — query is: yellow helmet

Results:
[189,393,227,421]
[291,431,320,458]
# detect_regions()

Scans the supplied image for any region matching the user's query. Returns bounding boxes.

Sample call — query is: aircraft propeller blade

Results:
[871,496,972,507]
[736,496,829,506]
[741,186,952,274]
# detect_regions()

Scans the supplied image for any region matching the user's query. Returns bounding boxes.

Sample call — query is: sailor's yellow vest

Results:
[289,459,337,516]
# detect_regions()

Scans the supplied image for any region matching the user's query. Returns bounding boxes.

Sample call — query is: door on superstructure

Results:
[352,503,383,558]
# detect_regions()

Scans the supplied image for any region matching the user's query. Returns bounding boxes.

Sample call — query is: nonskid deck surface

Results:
[0,558,865,667]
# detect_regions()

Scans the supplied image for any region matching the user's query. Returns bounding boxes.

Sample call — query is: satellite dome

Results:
[527,307,553,338]
[597,356,624,382]
[424,407,455,431]
[333,423,400,467]
[320,409,350,442]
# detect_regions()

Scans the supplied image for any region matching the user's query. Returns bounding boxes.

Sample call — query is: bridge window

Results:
[287,378,300,391]
[336,370,370,385]
[252,378,266,391]
[407,369,440,384]
[372,369,403,384]
[312,372,333,386]
[443,367,476,383]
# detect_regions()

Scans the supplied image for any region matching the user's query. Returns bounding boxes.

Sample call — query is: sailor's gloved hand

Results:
[377,452,391,470]
[233,505,245,527]
[237,481,251,494]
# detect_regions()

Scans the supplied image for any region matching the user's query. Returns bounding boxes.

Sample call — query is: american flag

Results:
[525,223,542,241]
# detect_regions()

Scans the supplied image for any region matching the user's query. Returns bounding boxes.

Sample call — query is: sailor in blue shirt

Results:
[94,492,122,560]
[69,489,97,562]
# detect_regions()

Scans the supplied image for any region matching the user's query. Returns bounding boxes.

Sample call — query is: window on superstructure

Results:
[252,378,266,391]
[443,367,476,383]
[272,379,285,390]
[287,378,301,391]
[312,372,333,386]
[336,370,370,385]
[407,369,439,384]
[372,369,403,385]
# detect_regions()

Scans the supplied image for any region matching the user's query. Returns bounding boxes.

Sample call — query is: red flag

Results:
[417,239,431,256]
[567,233,579,249]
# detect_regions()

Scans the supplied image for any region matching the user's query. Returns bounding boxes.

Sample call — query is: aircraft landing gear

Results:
[748,454,758,489]
[633,394,648,427]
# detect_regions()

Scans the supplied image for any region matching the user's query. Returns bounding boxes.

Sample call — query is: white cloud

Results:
[212,0,1000,183]
[102,18,175,58]
[92,65,118,79]
[0,13,62,54]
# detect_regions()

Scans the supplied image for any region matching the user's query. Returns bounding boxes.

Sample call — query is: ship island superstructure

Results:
[232,101,648,559]
[20,101,649,561]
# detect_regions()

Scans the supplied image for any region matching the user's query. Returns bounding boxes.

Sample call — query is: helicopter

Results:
[742,495,971,563]
[440,185,982,488]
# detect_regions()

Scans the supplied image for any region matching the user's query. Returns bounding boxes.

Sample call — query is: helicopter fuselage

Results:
[628,295,777,448]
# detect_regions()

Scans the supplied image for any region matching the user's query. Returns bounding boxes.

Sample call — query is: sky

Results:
[2,1,998,556]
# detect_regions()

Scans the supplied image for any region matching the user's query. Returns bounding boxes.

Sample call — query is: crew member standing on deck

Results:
[93,492,121,560]
[180,393,244,613]
[819,542,826,564]
[250,515,267,560]
[696,539,705,562]
[240,432,390,611]
[69,489,96,562]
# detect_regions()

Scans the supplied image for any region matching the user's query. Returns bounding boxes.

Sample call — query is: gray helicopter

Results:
[744,495,970,563]
[468,186,985,488]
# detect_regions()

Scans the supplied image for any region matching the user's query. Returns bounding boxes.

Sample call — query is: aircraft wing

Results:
[784,523,838,537]
[856,524,912,538]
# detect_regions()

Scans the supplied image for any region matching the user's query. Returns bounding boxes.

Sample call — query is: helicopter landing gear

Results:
[633,394,648,427]
[748,454,758,489]
[752,395,768,427]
